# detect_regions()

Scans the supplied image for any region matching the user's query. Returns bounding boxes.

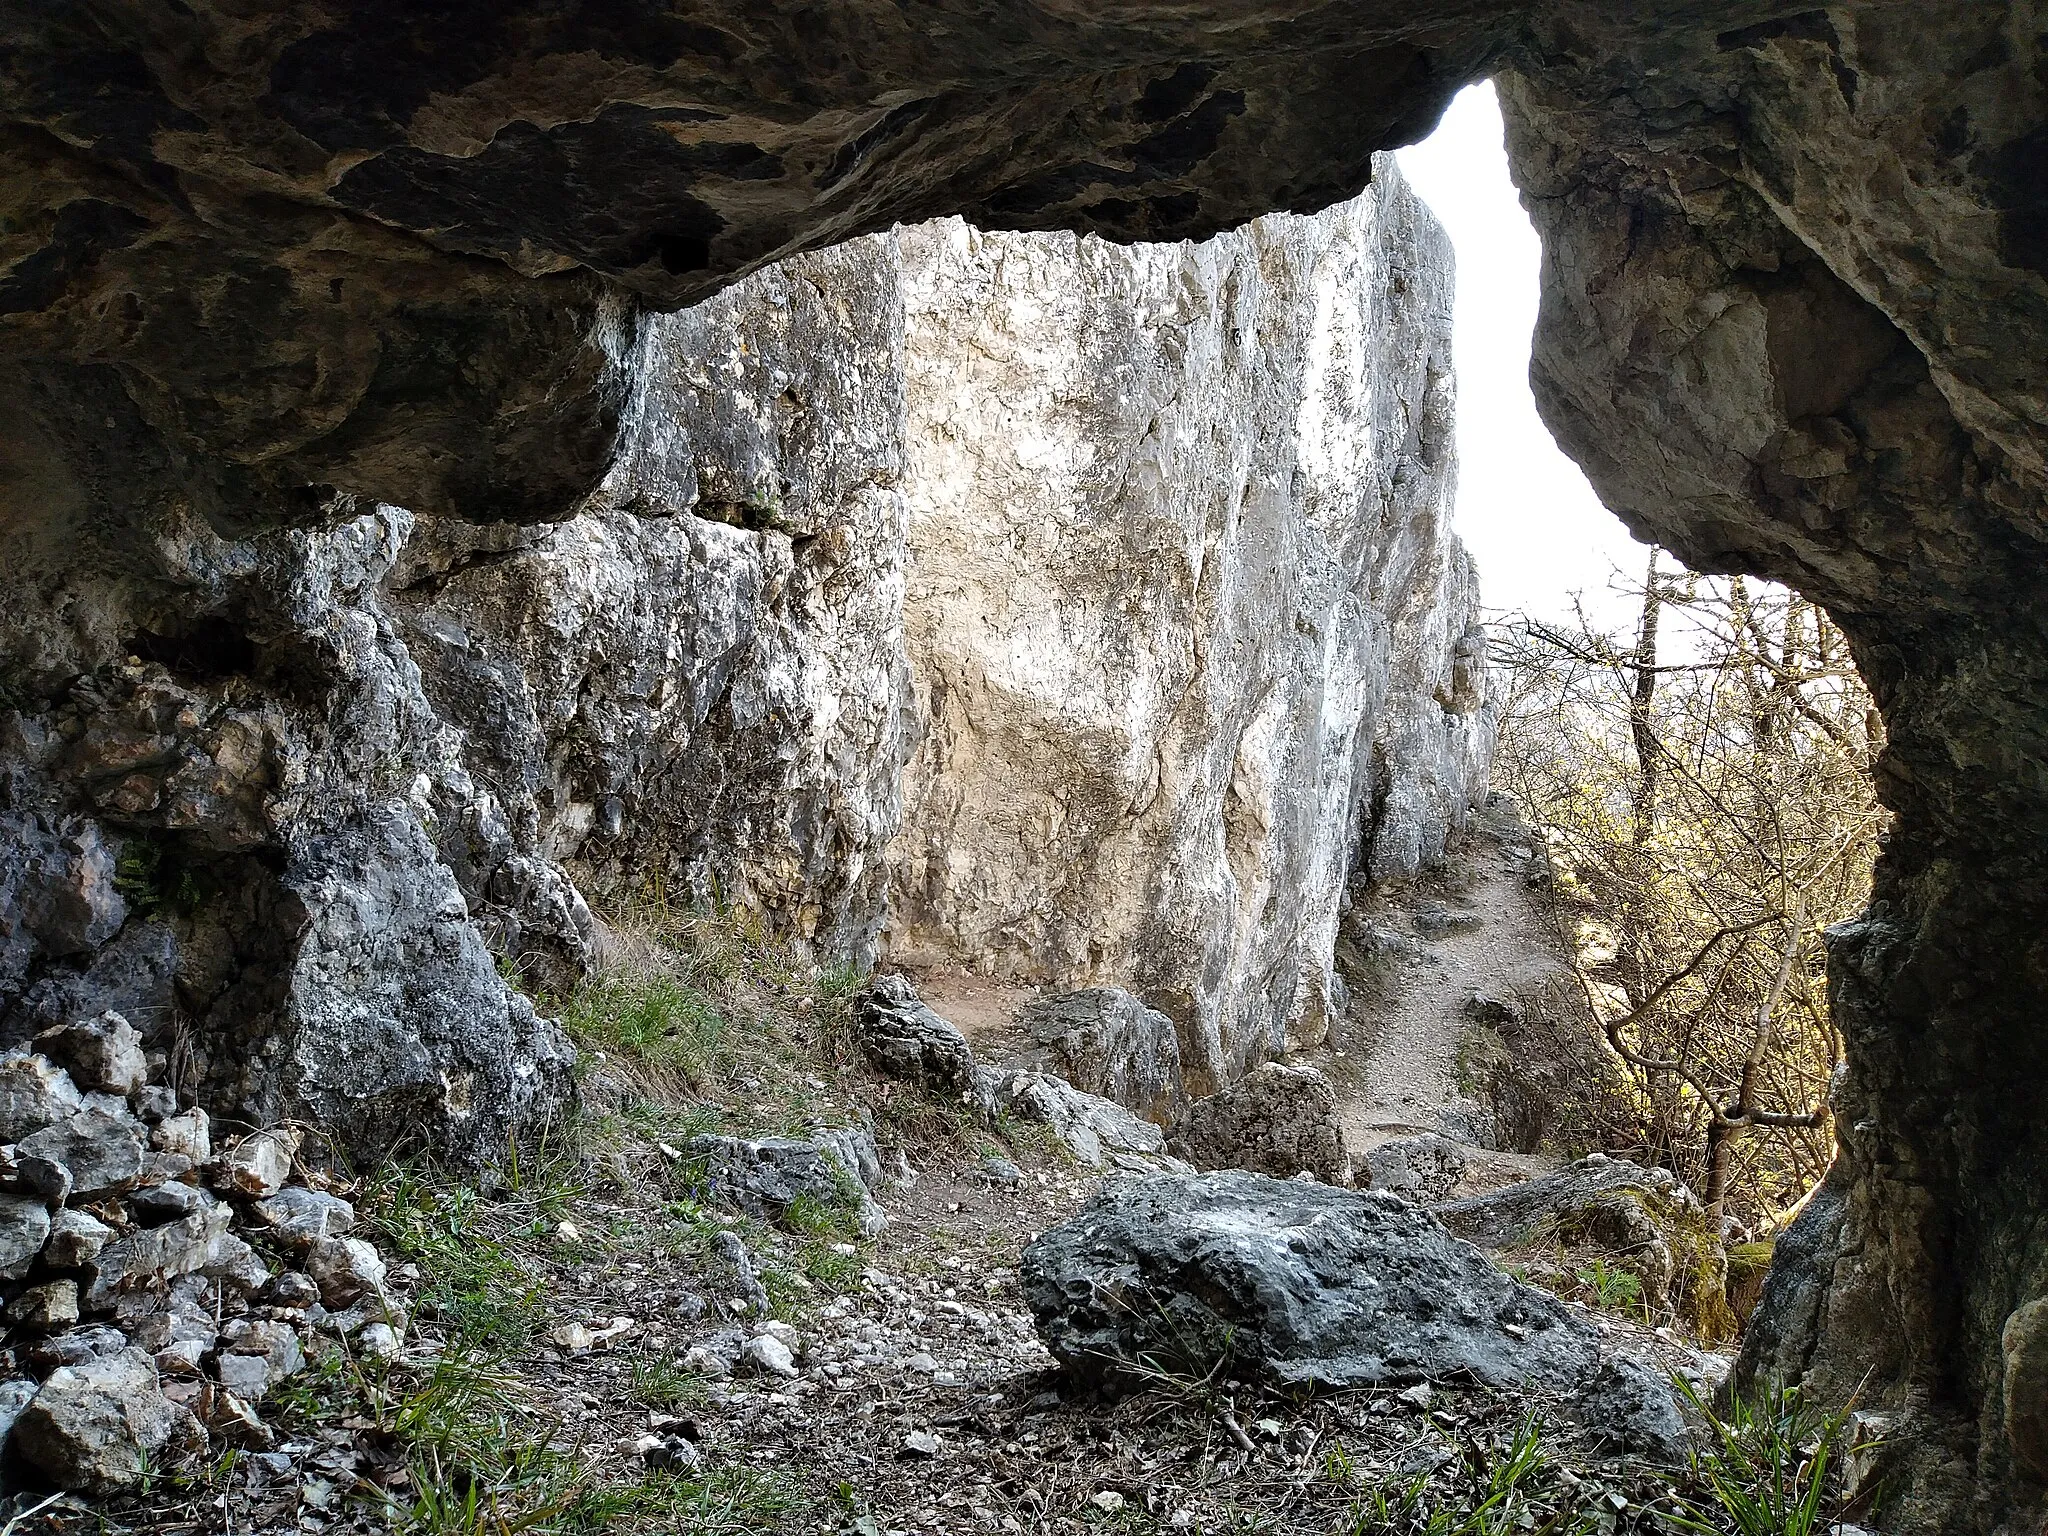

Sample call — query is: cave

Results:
[0,4,2042,1529]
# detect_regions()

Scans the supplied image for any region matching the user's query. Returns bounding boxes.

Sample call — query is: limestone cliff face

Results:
[887,174,1490,1086]
[0,170,1484,1160]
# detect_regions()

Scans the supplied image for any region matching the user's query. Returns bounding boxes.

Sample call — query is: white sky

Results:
[1396,83,1652,631]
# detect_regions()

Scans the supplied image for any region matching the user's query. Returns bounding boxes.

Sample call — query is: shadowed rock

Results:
[1022,1171,1688,1462]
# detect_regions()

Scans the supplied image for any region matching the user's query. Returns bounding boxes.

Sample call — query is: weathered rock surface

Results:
[691,1129,889,1238]
[1170,1063,1353,1186]
[1436,1155,1731,1339]
[1361,1134,1468,1202]
[1018,989,1185,1123]
[12,1347,181,1490]
[856,976,980,1100]
[977,1068,1185,1174]
[888,187,1490,1081]
[1022,1171,1687,1461]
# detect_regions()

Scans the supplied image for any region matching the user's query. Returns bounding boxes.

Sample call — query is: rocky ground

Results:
[0,905,1859,1535]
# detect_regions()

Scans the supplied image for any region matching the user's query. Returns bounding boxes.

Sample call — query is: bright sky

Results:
[1396,83,1651,631]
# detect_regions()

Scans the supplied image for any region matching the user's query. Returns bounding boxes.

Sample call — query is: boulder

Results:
[18,1109,145,1198]
[690,1130,888,1237]
[1018,988,1184,1121]
[1361,1134,1468,1201]
[978,1068,1183,1171]
[1170,1063,1352,1186]
[0,1054,84,1142]
[35,1012,147,1096]
[1434,1154,1731,1338]
[0,1194,52,1279]
[855,976,979,1098]
[1022,1171,1687,1462]
[13,1348,182,1490]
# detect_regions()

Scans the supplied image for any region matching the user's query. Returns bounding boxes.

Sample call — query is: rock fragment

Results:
[13,1347,182,1489]
[151,1108,211,1162]
[85,1205,232,1309]
[19,1108,145,1198]
[214,1319,306,1399]
[0,1194,52,1280]
[253,1187,356,1247]
[43,1207,111,1269]
[742,1333,799,1378]
[221,1127,299,1196]
[36,1012,148,1095]
[305,1235,387,1307]
[0,1054,84,1141]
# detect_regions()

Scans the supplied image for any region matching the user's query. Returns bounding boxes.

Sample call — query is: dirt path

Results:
[1312,797,1573,1187]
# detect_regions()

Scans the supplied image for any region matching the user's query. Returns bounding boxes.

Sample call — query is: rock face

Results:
[888,193,1490,1081]
[3,7,2044,1526]
[1022,1171,1687,1462]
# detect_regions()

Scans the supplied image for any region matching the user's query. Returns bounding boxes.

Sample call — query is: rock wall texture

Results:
[2,4,2045,1529]
[888,180,1491,1086]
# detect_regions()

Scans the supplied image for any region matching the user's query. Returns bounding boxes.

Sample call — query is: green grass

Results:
[1344,1414,1593,1536]
[630,1355,709,1412]
[367,1165,571,1354]
[1670,1379,1856,1536]
[564,971,728,1086]
[1575,1257,1646,1320]
[567,1468,821,1533]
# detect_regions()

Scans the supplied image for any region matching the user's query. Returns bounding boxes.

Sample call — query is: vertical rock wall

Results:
[886,164,1491,1086]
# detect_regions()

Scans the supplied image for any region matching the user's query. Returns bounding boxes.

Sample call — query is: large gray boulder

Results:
[1170,1062,1352,1186]
[1022,1171,1688,1462]
[1019,988,1184,1122]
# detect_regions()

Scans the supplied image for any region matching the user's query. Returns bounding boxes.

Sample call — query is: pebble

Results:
[742,1333,799,1379]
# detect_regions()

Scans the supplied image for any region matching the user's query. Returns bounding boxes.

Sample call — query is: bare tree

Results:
[1490,560,1886,1232]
